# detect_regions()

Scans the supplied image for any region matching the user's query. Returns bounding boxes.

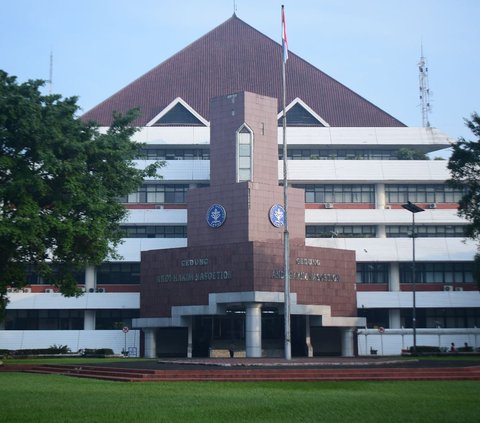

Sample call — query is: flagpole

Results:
[281,4,291,361]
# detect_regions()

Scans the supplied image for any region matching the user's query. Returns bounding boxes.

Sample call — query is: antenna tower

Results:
[418,46,431,127]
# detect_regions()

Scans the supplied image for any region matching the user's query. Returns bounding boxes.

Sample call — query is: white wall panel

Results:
[6,293,140,310]
[125,209,187,224]
[0,330,140,355]
[357,329,480,356]
[357,291,480,309]
[306,237,477,262]
[135,159,209,181]
[305,209,464,225]
[284,160,450,183]
[277,127,452,148]
[115,238,187,261]
[133,127,209,145]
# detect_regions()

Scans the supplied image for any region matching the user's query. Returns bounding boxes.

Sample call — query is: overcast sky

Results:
[1,0,478,156]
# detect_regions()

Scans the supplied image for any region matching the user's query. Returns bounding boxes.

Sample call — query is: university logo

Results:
[269,204,285,227]
[206,204,227,228]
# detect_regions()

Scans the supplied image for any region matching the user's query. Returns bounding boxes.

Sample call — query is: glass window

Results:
[400,262,473,284]
[97,262,140,284]
[356,263,389,284]
[119,184,189,204]
[120,225,187,239]
[293,184,375,204]
[385,184,465,204]
[386,225,467,238]
[237,126,252,182]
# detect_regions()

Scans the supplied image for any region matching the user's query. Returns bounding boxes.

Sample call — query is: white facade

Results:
[3,125,479,356]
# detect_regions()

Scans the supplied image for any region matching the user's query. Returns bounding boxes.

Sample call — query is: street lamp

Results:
[401,201,425,355]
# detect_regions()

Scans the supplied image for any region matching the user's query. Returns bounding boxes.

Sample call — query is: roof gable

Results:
[82,15,405,128]
[146,97,209,127]
[278,98,329,127]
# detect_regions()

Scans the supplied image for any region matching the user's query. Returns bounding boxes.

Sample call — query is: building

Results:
[2,15,479,356]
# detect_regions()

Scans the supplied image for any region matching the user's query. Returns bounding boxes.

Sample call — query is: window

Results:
[151,103,205,126]
[5,310,83,330]
[277,103,324,126]
[237,125,253,182]
[306,225,376,238]
[119,184,189,204]
[385,184,465,204]
[400,262,474,284]
[120,225,187,238]
[357,309,390,329]
[95,310,139,330]
[294,184,375,203]
[401,308,480,329]
[386,225,467,238]
[139,147,209,160]
[356,263,389,284]
[279,148,399,160]
[96,262,140,284]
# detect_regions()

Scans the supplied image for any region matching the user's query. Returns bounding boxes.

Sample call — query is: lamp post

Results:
[401,201,425,355]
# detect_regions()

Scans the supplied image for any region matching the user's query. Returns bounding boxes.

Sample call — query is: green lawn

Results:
[1,372,478,423]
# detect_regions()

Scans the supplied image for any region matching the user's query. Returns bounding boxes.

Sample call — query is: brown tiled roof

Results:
[82,15,405,127]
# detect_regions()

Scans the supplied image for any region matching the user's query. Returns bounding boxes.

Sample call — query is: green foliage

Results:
[82,348,115,356]
[0,70,163,317]
[448,112,480,240]
[396,148,428,160]
[2,345,72,356]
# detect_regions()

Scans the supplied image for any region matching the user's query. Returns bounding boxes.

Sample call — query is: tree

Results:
[396,148,428,160]
[0,70,162,318]
[447,112,480,284]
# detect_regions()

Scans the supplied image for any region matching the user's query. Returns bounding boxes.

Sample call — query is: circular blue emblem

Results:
[269,204,285,228]
[206,204,227,228]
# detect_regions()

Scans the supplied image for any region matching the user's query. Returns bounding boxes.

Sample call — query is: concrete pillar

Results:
[389,309,401,329]
[144,328,157,358]
[377,224,386,238]
[187,318,193,358]
[341,328,355,357]
[245,303,262,357]
[305,316,313,357]
[85,265,96,292]
[389,262,400,292]
[84,310,96,330]
[376,183,385,209]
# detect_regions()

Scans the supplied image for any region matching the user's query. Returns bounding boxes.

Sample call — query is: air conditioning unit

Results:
[44,288,55,293]
[443,285,454,292]
[7,288,17,293]
[428,203,437,209]
[97,288,107,293]
[88,288,96,293]
[324,203,334,209]
[80,287,87,292]
[22,288,32,293]
[454,287,464,292]
[384,205,392,209]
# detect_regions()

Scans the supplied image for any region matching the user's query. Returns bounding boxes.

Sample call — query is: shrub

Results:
[82,348,115,357]
[410,346,441,354]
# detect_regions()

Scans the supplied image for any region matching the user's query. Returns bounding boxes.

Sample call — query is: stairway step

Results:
[24,364,480,382]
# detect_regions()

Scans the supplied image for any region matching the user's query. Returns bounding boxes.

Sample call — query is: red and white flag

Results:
[282,5,288,63]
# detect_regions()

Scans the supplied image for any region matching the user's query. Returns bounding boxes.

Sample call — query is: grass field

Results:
[1,371,479,423]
